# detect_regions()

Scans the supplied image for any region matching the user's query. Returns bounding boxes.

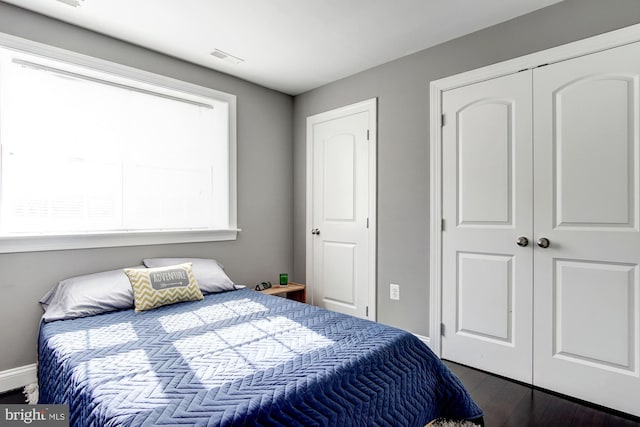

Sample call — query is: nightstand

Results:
[257,282,306,303]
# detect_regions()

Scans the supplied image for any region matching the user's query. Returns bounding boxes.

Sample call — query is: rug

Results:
[426,419,480,427]
[23,383,38,404]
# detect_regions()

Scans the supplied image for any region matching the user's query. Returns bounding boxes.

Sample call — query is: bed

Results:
[38,277,482,426]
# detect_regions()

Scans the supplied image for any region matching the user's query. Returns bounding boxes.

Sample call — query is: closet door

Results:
[441,71,533,383]
[533,42,640,416]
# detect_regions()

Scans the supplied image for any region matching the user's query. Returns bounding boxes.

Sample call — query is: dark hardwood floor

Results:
[2,366,639,426]
[0,388,26,404]
[446,361,640,427]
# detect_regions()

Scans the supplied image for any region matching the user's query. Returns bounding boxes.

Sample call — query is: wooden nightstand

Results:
[258,282,306,303]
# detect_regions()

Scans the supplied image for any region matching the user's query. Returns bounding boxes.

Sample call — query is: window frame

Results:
[0,32,238,254]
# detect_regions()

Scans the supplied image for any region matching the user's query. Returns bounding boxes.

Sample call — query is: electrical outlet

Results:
[390,283,400,301]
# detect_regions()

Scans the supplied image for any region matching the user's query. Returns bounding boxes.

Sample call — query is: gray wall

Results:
[292,0,640,336]
[0,2,293,371]
[3,0,640,373]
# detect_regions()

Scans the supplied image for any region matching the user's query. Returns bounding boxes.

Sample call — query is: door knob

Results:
[537,237,550,248]
[516,236,529,247]
[311,228,320,235]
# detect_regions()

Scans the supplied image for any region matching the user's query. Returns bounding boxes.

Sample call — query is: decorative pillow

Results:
[40,267,140,322]
[142,257,238,293]
[125,263,204,312]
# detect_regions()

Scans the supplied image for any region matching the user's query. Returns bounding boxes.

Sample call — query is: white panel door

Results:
[309,101,375,319]
[533,42,640,416]
[442,71,534,382]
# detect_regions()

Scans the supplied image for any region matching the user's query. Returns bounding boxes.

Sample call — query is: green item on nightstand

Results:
[279,273,288,286]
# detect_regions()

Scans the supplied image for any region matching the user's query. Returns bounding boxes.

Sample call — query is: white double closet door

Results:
[441,41,640,416]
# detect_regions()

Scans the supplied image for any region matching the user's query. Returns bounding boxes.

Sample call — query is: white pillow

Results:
[142,258,237,294]
[40,267,140,322]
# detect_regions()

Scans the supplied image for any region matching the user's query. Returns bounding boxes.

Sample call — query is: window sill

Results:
[0,229,240,254]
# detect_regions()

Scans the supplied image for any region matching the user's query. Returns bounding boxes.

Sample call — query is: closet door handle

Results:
[537,237,550,248]
[516,236,529,247]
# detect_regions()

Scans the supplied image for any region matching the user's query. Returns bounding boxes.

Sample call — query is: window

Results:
[0,36,237,253]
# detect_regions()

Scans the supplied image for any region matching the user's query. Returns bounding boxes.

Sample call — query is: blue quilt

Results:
[38,289,482,426]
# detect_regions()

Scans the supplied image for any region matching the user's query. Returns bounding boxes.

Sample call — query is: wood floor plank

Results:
[603,413,640,427]
[480,376,530,426]
[446,361,640,427]
[0,389,26,404]
[570,408,605,427]
[445,360,494,394]
[530,389,578,426]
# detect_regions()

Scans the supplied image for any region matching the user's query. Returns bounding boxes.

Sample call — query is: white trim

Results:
[428,22,640,356]
[0,32,237,106]
[305,113,314,305]
[429,83,444,356]
[306,98,377,320]
[0,364,36,393]
[0,229,240,254]
[305,109,314,306]
[413,333,431,348]
[0,31,238,253]
[368,99,378,321]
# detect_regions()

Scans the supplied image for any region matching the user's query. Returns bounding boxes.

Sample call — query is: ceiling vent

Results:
[210,49,244,65]
[56,0,84,6]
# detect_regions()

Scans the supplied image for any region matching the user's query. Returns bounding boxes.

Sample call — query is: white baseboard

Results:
[413,333,431,347]
[0,364,36,393]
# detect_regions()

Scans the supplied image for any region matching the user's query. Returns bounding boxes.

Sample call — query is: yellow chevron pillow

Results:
[124,263,203,312]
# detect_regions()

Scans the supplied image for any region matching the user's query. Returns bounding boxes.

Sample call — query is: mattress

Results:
[38,288,482,426]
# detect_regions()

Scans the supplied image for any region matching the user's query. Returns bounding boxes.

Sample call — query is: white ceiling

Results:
[4,0,563,95]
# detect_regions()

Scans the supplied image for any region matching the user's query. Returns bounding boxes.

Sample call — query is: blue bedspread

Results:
[38,289,482,426]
